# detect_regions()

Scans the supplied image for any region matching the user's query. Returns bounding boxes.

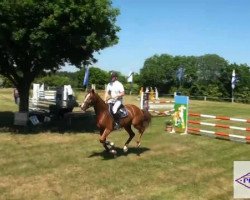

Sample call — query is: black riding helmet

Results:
[110,71,118,81]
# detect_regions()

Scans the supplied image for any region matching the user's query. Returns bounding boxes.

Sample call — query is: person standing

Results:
[104,72,125,129]
[13,87,20,105]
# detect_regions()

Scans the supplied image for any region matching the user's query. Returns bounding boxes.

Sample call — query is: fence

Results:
[140,92,174,116]
[188,112,250,144]
[29,90,57,112]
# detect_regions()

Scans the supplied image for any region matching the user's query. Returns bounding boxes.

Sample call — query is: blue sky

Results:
[65,0,250,76]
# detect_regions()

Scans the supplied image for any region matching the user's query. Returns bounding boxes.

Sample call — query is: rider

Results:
[104,71,125,129]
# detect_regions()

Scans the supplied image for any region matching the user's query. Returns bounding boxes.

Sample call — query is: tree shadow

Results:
[0,111,98,134]
[0,111,15,132]
[88,147,151,160]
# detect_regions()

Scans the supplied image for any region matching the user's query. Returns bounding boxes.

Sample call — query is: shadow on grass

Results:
[88,147,151,160]
[0,111,15,132]
[0,111,98,134]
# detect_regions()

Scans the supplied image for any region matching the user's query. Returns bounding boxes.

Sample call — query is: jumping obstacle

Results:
[140,88,250,144]
[139,86,159,101]
[140,92,174,116]
[29,83,76,112]
[188,112,250,144]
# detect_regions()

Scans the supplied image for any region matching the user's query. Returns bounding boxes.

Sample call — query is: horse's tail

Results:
[141,109,152,128]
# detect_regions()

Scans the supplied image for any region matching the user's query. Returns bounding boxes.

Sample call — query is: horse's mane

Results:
[94,91,105,102]
[91,90,107,109]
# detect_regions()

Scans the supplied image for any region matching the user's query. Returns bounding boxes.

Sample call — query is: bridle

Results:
[81,93,94,111]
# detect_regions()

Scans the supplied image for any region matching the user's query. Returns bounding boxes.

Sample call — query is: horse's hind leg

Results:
[133,125,145,147]
[123,125,135,152]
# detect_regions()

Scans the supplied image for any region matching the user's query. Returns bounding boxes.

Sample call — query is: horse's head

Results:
[81,89,97,111]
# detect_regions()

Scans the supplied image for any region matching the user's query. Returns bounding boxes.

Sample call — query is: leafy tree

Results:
[88,67,109,89]
[75,66,109,89]
[231,64,250,100]
[132,72,140,85]
[196,54,228,85]
[140,54,175,93]
[0,0,120,111]
[36,75,71,87]
[0,75,3,87]
[140,53,236,97]
[56,71,78,88]
[0,75,12,88]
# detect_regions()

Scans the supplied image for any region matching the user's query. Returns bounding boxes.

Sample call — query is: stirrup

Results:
[114,122,120,130]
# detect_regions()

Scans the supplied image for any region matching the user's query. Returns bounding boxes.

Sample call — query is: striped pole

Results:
[188,127,250,144]
[148,109,174,116]
[188,120,250,132]
[188,113,250,144]
[189,112,250,123]
[149,100,175,104]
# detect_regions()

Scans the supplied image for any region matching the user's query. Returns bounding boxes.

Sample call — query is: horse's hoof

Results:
[123,146,128,153]
[110,149,117,155]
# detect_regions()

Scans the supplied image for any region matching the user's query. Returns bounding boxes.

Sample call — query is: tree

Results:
[0,0,120,111]
[230,63,250,101]
[0,75,12,87]
[37,75,72,87]
[76,67,109,89]
[140,54,175,92]
[55,71,78,88]
[196,54,228,84]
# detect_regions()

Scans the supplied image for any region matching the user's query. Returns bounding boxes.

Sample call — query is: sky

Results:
[64,0,250,76]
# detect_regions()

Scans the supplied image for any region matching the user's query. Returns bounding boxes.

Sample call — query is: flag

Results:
[83,66,90,86]
[231,69,236,89]
[127,71,133,83]
[176,67,185,81]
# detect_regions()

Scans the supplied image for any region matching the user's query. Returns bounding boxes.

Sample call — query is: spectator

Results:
[13,87,20,105]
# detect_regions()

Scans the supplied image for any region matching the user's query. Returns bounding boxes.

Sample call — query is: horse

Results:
[80,89,151,155]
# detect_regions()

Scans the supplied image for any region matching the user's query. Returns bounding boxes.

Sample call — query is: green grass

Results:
[0,88,250,200]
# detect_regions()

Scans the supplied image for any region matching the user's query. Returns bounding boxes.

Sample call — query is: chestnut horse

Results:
[81,89,151,155]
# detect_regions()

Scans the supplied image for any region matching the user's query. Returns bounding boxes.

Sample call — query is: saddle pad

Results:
[118,106,128,118]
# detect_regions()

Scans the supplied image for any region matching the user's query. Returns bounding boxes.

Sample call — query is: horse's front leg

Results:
[99,128,110,152]
[102,141,115,152]
[99,128,116,155]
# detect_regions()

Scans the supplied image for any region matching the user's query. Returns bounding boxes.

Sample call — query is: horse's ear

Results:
[91,89,95,94]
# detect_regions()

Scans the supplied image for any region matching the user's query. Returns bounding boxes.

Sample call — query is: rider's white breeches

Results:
[112,101,122,114]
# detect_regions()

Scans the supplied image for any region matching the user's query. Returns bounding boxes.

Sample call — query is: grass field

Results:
[0,88,250,200]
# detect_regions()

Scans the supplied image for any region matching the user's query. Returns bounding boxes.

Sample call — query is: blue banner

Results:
[83,66,90,86]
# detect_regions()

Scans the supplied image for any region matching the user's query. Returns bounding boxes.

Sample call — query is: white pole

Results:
[140,92,144,109]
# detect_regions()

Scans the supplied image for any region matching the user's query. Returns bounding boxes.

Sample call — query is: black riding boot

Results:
[113,113,120,130]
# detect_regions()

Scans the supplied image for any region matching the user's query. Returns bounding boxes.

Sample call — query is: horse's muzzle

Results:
[80,105,87,112]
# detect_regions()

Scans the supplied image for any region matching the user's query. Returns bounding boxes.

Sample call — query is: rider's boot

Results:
[113,113,120,130]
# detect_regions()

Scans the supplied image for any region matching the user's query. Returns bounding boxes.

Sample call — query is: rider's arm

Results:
[104,90,109,102]
[104,85,110,103]
[116,91,125,98]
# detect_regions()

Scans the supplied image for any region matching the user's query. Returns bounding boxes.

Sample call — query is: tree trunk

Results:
[17,82,31,112]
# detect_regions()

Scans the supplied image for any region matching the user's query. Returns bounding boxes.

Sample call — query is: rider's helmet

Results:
[110,71,118,81]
